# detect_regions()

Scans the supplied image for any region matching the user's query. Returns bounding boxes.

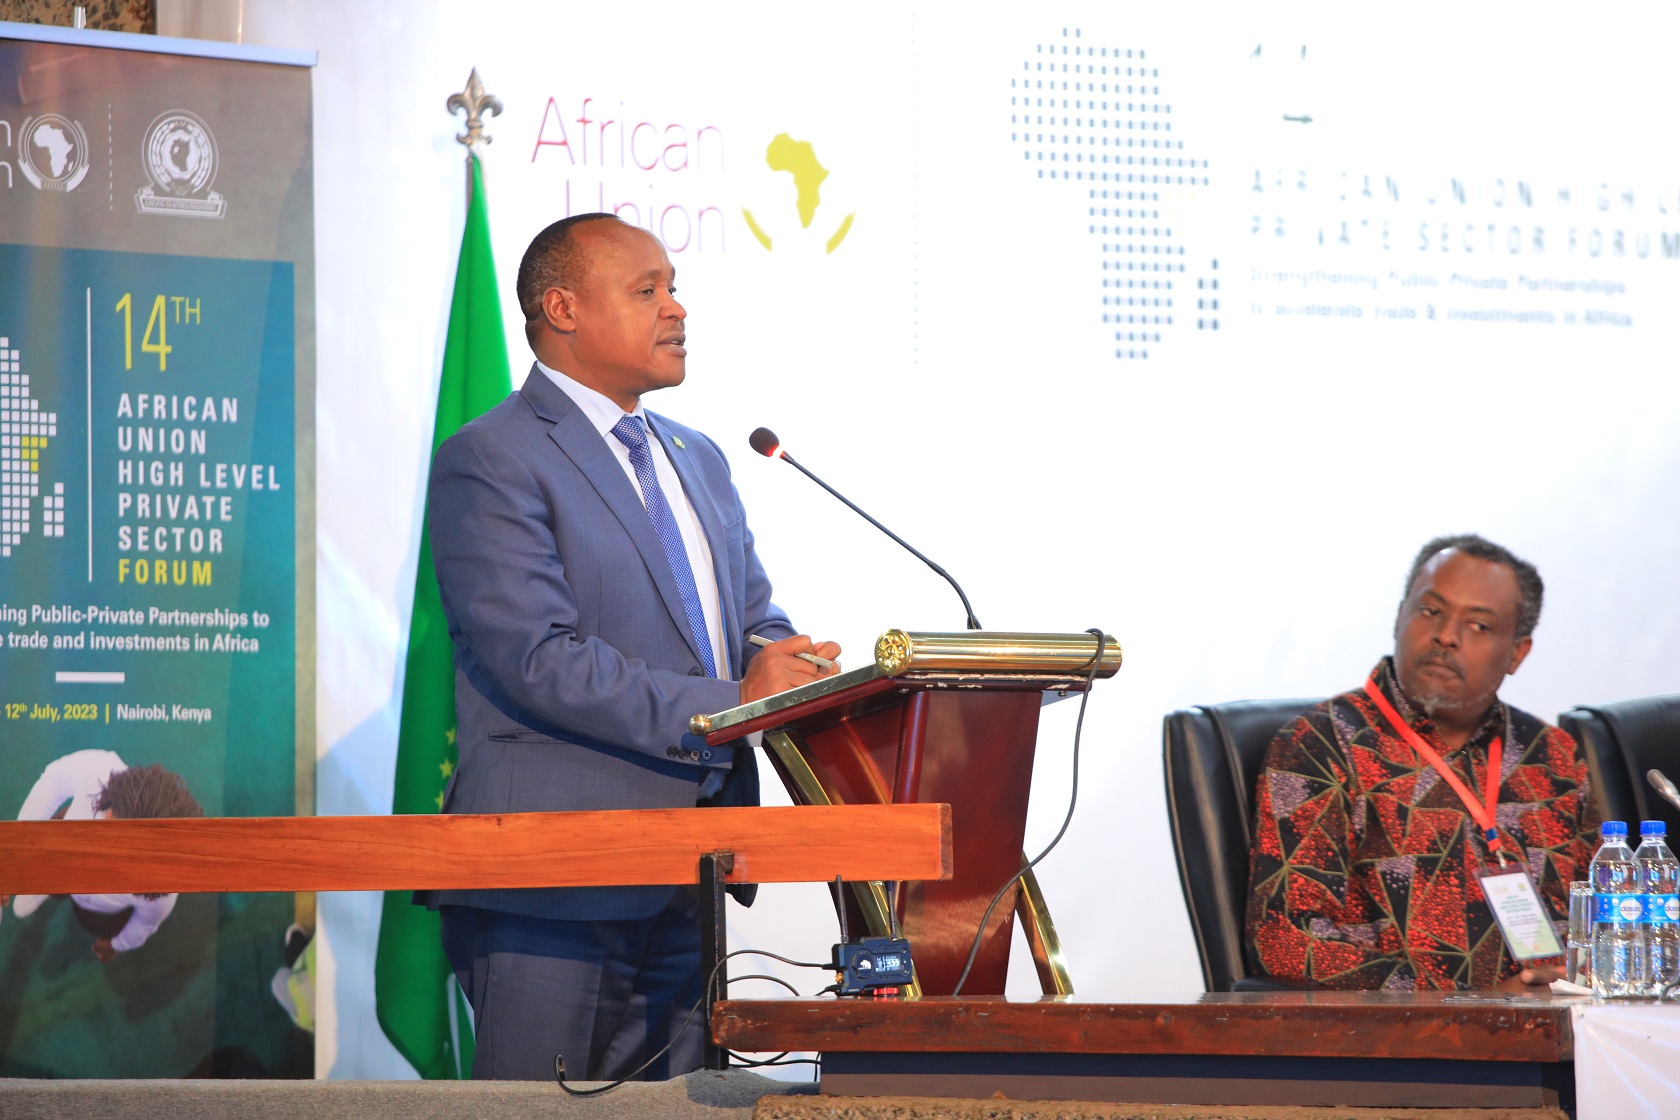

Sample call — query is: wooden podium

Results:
[692,630,1122,996]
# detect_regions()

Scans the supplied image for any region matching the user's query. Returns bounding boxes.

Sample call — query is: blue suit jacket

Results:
[421,366,793,921]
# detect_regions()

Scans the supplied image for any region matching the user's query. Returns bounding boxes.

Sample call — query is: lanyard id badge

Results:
[1363,680,1563,961]
[1479,866,1565,961]
[1363,680,1506,858]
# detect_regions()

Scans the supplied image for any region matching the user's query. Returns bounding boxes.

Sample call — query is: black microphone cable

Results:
[554,948,832,1096]
[949,627,1107,996]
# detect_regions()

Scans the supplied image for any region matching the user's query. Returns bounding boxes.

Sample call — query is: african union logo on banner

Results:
[17,114,90,192]
[135,110,227,219]
[740,132,854,255]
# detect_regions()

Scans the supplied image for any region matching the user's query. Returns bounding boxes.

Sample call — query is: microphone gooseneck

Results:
[1650,769,1680,814]
[749,427,982,630]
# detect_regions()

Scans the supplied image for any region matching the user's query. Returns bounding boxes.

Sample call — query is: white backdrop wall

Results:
[199,1,1680,1077]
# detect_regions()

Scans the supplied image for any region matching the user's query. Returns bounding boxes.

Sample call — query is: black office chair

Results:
[1559,696,1680,838]
[1163,698,1322,992]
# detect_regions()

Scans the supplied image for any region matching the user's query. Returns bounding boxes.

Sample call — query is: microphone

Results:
[1650,769,1680,815]
[749,427,982,630]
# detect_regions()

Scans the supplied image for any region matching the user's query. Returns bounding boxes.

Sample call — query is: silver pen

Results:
[748,632,835,672]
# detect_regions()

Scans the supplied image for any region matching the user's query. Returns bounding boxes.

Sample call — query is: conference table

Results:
[715,990,1634,1113]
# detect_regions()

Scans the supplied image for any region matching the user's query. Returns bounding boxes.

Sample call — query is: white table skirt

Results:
[1574,1002,1680,1120]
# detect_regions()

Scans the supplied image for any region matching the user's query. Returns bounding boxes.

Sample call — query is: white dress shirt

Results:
[536,361,729,680]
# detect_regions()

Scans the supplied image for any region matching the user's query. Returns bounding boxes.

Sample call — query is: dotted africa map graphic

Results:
[0,341,65,559]
[1011,27,1218,360]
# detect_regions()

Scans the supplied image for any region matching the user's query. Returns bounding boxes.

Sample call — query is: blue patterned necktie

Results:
[610,415,717,679]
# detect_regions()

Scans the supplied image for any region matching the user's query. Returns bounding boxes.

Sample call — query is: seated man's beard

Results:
[1408,677,1498,723]
[1409,681,1456,718]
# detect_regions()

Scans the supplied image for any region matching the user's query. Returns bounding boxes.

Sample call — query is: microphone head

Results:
[748,427,782,458]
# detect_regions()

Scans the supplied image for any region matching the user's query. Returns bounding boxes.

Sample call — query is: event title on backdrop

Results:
[1015,26,1678,361]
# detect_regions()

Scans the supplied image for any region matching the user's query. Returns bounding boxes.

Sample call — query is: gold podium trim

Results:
[874,630,1121,678]
[691,631,1121,736]
[1016,860,1074,995]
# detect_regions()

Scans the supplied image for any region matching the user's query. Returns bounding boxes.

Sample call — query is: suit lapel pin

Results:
[672,436,686,449]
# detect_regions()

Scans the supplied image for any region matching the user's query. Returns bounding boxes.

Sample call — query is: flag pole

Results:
[374,68,512,1082]
[446,67,503,192]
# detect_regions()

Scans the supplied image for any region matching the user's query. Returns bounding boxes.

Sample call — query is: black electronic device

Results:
[832,936,915,997]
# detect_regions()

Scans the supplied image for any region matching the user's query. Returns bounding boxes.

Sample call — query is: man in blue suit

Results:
[424,212,840,1081]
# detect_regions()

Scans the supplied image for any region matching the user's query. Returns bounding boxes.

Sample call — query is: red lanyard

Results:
[1362,679,1506,857]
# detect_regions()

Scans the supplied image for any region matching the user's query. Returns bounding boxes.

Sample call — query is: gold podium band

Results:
[874,630,1122,678]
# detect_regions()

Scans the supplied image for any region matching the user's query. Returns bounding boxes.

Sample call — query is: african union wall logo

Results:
[135,110,226,219]
[17,115,90,192]
[741,132,855,254]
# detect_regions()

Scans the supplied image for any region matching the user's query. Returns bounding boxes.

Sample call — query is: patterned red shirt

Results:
[1245,658,1597,990]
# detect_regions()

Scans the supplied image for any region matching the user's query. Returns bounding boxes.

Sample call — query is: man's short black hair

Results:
[94,764,204,820]
[515,212,623,345]
[1401,533,1544,640]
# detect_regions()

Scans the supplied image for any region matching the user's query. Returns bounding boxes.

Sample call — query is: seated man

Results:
[1246,534,1595,991]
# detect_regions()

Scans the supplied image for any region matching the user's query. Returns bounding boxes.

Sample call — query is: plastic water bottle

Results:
[1591,821,1645,998]
[1634,820,1679,994]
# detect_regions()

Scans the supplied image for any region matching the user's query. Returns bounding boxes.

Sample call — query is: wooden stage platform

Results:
[0,994,1579,1120]
[713,991,1577,1111]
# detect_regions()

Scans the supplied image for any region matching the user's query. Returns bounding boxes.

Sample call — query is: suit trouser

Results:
[439,887,704,1082]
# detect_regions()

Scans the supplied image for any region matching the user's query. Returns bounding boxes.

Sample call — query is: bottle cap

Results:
[1603,821,1628,837]
[1640,820,1666,836]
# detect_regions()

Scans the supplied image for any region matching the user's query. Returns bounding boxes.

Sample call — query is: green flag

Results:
[375,152,511,1079]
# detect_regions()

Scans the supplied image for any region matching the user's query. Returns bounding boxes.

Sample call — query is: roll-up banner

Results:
[0,24,314,1078]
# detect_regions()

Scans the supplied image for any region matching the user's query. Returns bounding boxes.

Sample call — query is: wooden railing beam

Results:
[0,803,952,895]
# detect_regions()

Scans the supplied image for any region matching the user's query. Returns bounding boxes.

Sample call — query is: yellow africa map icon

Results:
[742,133,855,254]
